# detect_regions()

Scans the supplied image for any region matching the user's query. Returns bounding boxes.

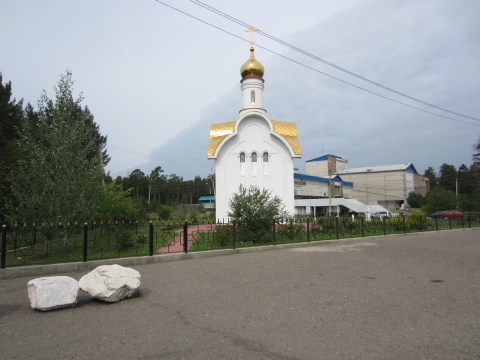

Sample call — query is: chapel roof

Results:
[240,46,264,80]
[207,119,302,158]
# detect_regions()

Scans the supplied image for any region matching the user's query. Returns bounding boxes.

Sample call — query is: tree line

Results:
[0,71,213,226]
[408,153,480,212]
[2,70,479,228]
[110,167,214,213]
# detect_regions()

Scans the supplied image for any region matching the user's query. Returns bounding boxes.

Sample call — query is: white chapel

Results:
[207,42,302,221]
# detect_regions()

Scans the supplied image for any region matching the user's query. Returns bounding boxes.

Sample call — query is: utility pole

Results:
[455,174,458,210]
[328,169,332,217]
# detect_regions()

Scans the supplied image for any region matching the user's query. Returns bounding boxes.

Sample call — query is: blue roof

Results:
[306,155,329,162]
[334,175,353,187]
[199,195,215,201]
[306,154,343,163]
[294,173,353,187]
[295,173,329,183]
[406,164,418,174]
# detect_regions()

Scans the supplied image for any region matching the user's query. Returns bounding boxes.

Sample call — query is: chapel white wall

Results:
[215,115,294,221]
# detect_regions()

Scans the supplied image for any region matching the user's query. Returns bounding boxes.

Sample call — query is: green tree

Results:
[0,74,24,221]
[473,136,480,166]
[94,181,139,221]
[423,167,437,190]
[407,191,425,208]
[167,174,184,204]
[124,169,148,198]
[158,204,173,220]
[83,106,110,167]
[457,164,471,195]
[147,166,165,208]
[438,163,457,192]
[424,189,456,212]
[469,189,480,211]
[10,71,105,255]
[228,185,285,243]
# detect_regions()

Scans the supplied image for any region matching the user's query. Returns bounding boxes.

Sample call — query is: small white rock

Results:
[27,276,79,311]
[79,264,141,303]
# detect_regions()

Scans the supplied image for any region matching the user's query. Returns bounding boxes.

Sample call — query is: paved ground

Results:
[1,229,479,359]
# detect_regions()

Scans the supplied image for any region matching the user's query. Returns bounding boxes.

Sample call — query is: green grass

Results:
[4,222,181,267]
[3,216,479,267]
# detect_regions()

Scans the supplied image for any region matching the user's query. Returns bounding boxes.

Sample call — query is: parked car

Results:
[371,211,391,219]
[429,210,463,219]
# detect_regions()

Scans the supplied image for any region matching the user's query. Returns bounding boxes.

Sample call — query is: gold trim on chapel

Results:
[207,120,302,157]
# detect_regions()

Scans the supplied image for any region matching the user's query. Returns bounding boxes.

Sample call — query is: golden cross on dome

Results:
[245,25,259,47]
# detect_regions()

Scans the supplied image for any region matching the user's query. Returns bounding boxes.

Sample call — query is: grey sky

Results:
[2,0,479,179]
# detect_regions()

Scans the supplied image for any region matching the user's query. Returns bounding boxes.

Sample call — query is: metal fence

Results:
[1,213,479,269]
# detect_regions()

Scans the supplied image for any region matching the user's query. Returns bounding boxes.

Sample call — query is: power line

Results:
[190,0,480,123]
[153,0,480,127]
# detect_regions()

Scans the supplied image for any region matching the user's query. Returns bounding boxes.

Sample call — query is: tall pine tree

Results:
[0,73,24,222]
[11,71,105,254]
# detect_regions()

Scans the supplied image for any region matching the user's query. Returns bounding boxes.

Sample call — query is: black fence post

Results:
[361,217,365,238]
[383,216,387,236]
[83,223,88,263]
[402,214,406,235]
[149,221,154,256]
[461,215,465,229]
[335,217,339,240]
[420,216,424,232]
[33,224,37,245]
[183,221,188,254]
[1,225,7,269]
[307,217,310,242]
[468,213,471,228]
[435,217,438,231]
[272,220,276,245]
[232,221,236,249]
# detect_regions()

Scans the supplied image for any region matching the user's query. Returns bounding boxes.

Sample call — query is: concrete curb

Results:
[1,227,477,280]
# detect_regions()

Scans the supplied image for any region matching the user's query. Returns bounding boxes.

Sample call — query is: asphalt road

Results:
[1,229,479,359]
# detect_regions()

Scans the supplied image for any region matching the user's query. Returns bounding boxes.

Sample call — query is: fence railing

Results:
[1,213,479,269]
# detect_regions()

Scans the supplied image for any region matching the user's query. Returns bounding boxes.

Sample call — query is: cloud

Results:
[140,0,480,179]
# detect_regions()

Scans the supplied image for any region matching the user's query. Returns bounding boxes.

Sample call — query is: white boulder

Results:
[27,276,79,311]
[79,264,141,303]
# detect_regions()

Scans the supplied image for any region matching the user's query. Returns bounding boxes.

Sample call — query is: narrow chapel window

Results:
[263,152,269,176]
[251,152,257,162]
[251,90,255,104]
[251,152,257,176]
[240,152,246,176]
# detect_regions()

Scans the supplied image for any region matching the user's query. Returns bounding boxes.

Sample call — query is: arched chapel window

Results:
[263,152,269,176]
[240,152,246,176]
[251,90,255,104]
[251,152,257,177]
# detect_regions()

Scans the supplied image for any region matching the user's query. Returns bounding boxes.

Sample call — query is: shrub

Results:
[158,205,173,221]
[228,185,285,243]
[406,209,427,230]
[276,217,305,241]
[214,224,232,247]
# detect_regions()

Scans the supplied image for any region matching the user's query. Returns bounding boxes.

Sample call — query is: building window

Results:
[251,90,255,104]
[251,152,257,176]
[263,152,269,176]
[240,152,245,176]
[251,152,257,162]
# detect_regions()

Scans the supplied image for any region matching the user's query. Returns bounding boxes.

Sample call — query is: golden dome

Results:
[240,46,264,80]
